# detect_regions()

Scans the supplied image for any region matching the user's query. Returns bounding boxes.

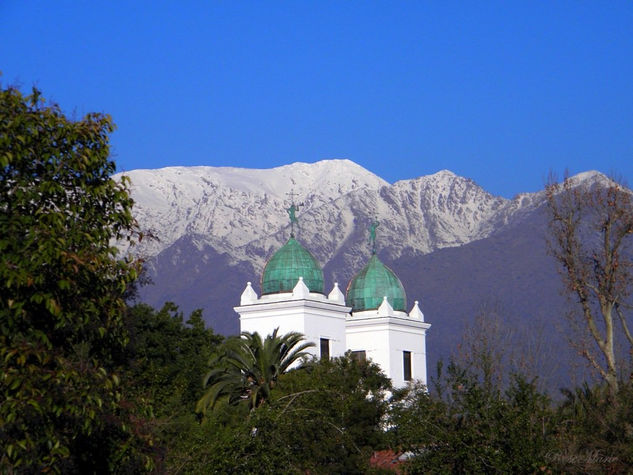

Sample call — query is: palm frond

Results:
[197,327,314,414]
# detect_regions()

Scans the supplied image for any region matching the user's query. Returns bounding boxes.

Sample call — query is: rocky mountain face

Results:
[117,160,609,386]
[120,159,534,277]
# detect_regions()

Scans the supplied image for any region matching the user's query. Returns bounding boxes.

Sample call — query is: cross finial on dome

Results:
[369,218,380,254]
[285,190,304,238]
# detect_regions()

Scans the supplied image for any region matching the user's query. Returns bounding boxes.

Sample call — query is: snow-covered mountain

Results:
[118,159,388,260]
[117,159,551,276]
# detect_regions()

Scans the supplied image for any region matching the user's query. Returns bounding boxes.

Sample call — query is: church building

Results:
[234,208,430,388]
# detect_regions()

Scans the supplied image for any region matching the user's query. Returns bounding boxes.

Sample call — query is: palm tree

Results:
[196,328,315,414]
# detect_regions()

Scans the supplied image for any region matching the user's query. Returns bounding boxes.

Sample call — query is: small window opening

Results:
[320,338,330,360]
[351,350,366,362]
[403,351,412,381]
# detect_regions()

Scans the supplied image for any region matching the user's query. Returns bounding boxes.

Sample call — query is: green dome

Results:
[346,254,407,312]
[261,237,324,295]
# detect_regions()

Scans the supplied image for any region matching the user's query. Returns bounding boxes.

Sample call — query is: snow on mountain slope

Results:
[387,170,508,247]
[118,160,607,277]
[116,159,388,257]
[247,169,513,279]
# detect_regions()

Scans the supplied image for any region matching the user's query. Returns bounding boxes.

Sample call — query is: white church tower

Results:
[234,234,350,361]
[345,251,431,388]
[233,205,430,388]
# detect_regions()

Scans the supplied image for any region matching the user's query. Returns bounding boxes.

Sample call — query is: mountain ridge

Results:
[116,159,609,288]
[117,159,561,270]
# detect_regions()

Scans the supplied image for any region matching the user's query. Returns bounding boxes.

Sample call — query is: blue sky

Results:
[2,2,632,198]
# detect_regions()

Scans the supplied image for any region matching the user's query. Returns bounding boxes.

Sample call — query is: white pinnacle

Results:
[328,282,346,304]
[378,296,394,317]
[292,276,310,299]
[240,281,258,305]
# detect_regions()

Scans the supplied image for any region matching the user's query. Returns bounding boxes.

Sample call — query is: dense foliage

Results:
[0,86,154,472]
[180,354,392,474]
[555,382,633,471]
[123,303,222,416]
[390,362,555,473]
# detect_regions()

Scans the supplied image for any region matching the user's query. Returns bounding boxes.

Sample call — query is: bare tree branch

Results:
[545,172,633,395]
[616,305,633,347]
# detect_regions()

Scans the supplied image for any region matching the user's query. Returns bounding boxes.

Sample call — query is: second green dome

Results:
[346,254,407,312]
[261,237,324,295]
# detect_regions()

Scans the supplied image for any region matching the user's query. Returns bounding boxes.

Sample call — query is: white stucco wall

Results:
[235,291,350,361]
[346,313,430,388]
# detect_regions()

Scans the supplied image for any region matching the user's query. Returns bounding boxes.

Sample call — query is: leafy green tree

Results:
[0,86,155,472]
[124,302,223,415]
[196,328,314,413]
[270,354,392,473]
[182,354,391,474]
[389,361,556,473]
[554,382,633,471]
